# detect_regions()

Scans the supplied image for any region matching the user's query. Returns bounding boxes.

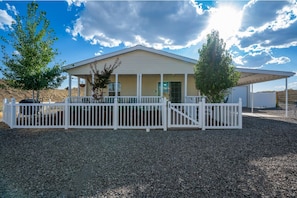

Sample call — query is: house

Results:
[63,45,295,109]
[3,45,294,130]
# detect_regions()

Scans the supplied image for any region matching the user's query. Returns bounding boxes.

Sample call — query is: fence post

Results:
[64,97,69,129]
[201,97,205,130]
[113,99,118,130]
[167,100,171,130]
[238,98,242,129]
[3,98,7,123]
[11,98,16,128]
[162,98,167,131]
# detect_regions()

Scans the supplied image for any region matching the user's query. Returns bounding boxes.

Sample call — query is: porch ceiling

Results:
[236,68,295,86]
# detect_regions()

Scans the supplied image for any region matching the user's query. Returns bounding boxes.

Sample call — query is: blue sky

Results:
[0,0,296,92]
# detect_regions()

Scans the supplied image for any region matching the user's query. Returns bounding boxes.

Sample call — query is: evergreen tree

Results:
[194,30,240,103]
[0,2,66,101]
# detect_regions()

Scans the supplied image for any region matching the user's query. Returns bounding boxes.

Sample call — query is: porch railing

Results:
[69,96,163,104]
[185,96,206,103]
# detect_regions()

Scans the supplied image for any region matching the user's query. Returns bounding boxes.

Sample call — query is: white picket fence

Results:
[168,99,242,130]
[2,97,242,130]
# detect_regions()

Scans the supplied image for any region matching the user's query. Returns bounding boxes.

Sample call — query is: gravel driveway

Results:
[1,115,296,197]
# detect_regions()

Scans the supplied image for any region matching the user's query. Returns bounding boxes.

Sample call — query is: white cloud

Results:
[67,1,210,49]
[0,9,15,30]
[232,55,245,65]
[229,0,297,72]
[267,56,290,65]
[289,81,297,90]
[94,49,103,56]
[6,3,17,16]
[65,0,86,7]
[274,78,297,90]
[232,49,292,68]
[65,0,297,74]
[240,0,292,31]
[243,51,271,68]
[237,0,297,51]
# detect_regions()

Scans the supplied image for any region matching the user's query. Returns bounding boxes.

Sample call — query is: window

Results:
[108,82,121,96]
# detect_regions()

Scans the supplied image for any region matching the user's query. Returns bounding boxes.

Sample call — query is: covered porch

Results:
[68,73,200,103]
[63,45,295,116]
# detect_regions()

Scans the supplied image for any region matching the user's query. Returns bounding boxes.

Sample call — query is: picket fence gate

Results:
[2,97,242,131]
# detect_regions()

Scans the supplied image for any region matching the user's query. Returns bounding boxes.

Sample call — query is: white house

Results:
[3,45,295,130]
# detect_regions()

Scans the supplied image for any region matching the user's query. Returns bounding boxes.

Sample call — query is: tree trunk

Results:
[32,90,35,101]
[37,90,40,102]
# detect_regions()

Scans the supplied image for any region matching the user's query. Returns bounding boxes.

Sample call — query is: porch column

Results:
[115,73,119,99]
[251,84,254,113]
[84,81,87,96]
[77,77,80,96]
[136,74,142,102]
[285,78,288,117]
[184,73,188,102]
[68,74,72,97]
[138,74,142,102]
[136,74,139,100]
[92,72,95,96]
[160,73,164,97]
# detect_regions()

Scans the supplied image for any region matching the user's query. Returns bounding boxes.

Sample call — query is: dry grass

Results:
[0,80,84,120]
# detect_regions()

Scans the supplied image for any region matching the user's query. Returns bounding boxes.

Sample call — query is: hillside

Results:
[0,81,84,110]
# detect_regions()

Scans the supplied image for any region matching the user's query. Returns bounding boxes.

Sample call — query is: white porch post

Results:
[139,74,142,102]
[184,73,188,102]
[285,78,288,117]
[92,73,95,96]
[115,73,119,99]
[160,73,164,97]
[136,74,142,102]
[136,74,139,100]
[77,77,80,96]
[68,74,72,97]
[251,84,254,113]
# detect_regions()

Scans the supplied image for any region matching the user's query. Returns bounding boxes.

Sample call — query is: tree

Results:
[0,2,66,101]
[89,58,121,101]
[194,30,240,103]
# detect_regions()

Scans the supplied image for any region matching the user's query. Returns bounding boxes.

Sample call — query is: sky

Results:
[0,0,296,92]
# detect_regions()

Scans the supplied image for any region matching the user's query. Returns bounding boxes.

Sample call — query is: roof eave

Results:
[236,67,295,78]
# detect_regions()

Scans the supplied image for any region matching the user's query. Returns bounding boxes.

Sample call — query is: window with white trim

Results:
[108,82,121,96]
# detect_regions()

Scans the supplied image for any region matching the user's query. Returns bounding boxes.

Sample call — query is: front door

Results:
[170,82,181,103]
[158,82,182,103]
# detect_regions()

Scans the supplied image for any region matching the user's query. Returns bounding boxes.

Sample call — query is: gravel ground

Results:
[1,114,297,197]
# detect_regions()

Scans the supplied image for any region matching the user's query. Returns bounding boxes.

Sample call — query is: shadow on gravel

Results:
[0,116,296,197]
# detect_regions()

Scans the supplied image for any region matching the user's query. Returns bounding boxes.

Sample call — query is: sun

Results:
[207,6,242,43]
